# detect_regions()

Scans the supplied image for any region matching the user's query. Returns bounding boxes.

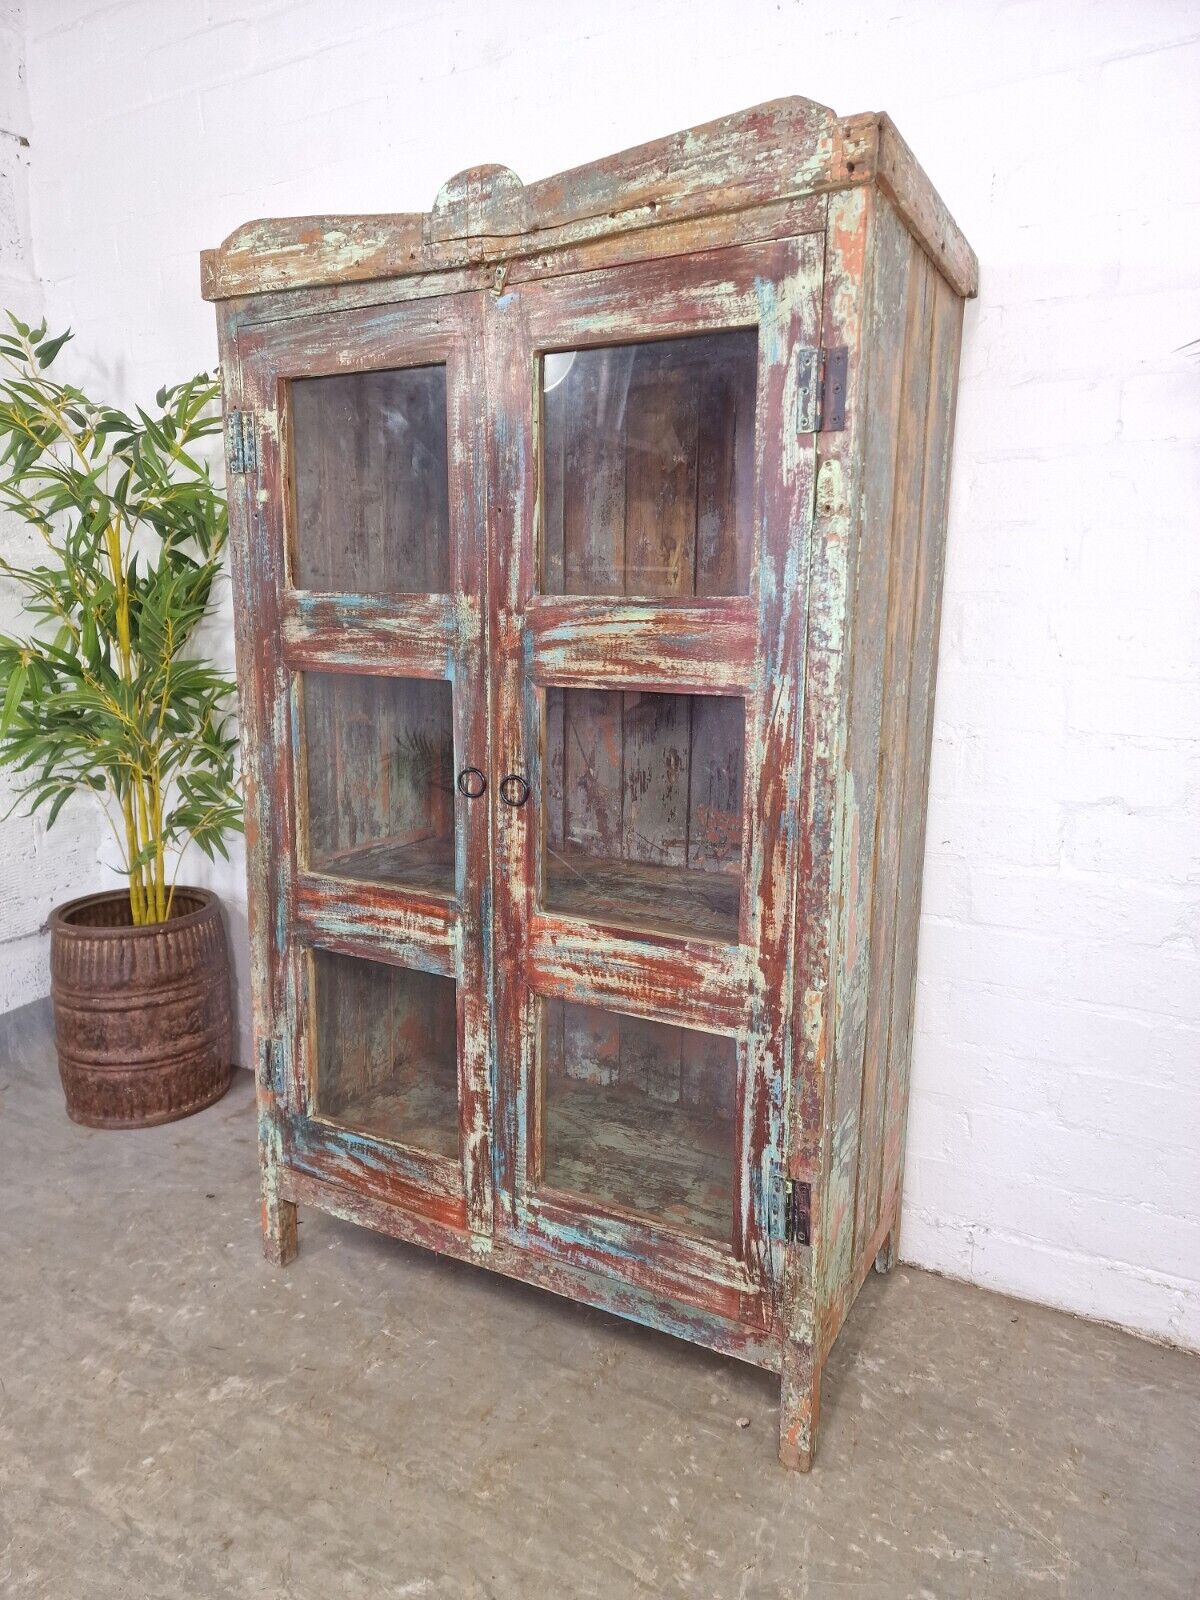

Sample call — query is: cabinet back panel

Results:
[541,997,736,1239]
[541,331,756,598]
[289,365,451,595]
[311,948,459,1159]
[299,670,455,894]
[543,685,744,942]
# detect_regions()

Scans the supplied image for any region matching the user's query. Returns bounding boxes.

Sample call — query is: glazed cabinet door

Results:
[233,293,492,1236]
[486,235,824,1329]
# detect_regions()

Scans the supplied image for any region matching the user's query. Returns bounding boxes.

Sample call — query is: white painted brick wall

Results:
[13,0,1200,1349]
[0,0,108,1010]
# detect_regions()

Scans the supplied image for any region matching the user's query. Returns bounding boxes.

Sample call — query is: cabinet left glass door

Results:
[233,294,492,1234]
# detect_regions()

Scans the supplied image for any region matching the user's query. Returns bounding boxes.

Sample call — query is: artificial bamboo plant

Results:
[0,315,241,926]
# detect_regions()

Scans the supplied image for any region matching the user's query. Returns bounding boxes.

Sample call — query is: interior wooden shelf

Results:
[322,1072,460,1161]
[308,837,741,945]
[543,849,740,943]
[323,1058,734,1243]
[310,834,456,898]
[543,1075,733,1243]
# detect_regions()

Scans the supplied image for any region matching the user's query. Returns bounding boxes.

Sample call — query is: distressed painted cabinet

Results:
[202,96,976,1470]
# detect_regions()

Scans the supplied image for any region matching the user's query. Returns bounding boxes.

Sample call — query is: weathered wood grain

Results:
[526,914,754,1036]
[854,243,935,1266]
[529,598,756,694]
[280,593,455,679]
[877,270,964,1241]
[217,309,305,1265]
[287,1107,467,1230]
[294,874,458,976]
[208,102,973,1475]
[822,193,913,1322]
[299,670,454,884]
[542,1002,737,1239]
[282,1166,778,1367]
[289,365,450,594]
[542,848,741,944]
[202,97,976,302]
[779,183,871,1471]
[527,1189,755,1305]
[207,194,831,334]
[777,194,966,1471]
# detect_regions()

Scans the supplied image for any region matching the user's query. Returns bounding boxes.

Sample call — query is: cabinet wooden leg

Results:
[778,1338,821,1472]
[262,1193,298,1266]
[874,1227,897,1275]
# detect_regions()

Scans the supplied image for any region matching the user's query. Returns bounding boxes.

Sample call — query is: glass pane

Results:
[541,999,736,1242]
[290,365,450,594]
[312,950,459,1158]
[541,330,756,596]
[300,671,454,895]
[543,686,743,941]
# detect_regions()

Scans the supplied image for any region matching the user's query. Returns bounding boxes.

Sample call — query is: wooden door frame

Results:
[483,234,825,1327]
[229,289,494,1240]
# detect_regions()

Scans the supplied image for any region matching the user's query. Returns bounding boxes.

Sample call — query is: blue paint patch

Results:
[753,277,787,366]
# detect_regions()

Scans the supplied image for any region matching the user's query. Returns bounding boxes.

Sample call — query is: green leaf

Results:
[45,784,74,829]
[0,661,27,736]
[0,311,240,870]
[36,329,73,368]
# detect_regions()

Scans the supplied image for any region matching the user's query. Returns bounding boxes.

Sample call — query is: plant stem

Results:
[132,766,155,926]
[122,786,146,924]
[150,770,166,920]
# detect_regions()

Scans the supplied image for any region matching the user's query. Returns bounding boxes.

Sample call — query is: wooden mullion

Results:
[526,914,752,1036]
[483,271,536,1224]
[288,1113,466,1220]
[447,293,494,1238]
[295,874,458,978]
[528,597,756,694]
[280,592,454,679]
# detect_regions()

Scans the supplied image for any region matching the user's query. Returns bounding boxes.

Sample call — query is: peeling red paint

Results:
[206,97,973,1472]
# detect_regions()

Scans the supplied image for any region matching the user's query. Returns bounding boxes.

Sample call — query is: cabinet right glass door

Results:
[489,234,824,1318]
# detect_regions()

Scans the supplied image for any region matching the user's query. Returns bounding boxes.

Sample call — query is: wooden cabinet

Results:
[202,95,975,1470]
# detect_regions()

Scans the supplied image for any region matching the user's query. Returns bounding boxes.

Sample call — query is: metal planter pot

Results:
[49,888,233,1129]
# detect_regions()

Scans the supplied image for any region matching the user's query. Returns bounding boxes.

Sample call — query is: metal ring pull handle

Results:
[499,773,531,808]
[457,766,487,799]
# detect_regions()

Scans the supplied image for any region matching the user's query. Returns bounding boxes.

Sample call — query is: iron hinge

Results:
[225,409,257,475]
[796,347,848,434]
[784,1178,812,1247]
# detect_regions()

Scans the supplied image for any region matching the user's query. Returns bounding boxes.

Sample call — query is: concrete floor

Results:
[1,1000,1197,1599]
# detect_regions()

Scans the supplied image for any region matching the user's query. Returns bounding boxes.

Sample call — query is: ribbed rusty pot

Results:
[49,888,233,1129]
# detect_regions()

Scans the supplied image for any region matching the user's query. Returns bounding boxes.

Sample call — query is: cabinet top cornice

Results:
[200,96,978,305]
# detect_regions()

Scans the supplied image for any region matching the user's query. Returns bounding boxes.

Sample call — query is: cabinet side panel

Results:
[853,238,936,1262]
[780,190,869,1467]
[816,196,912,1338]
[820,225,966,1353]
[878,270,964,1230]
